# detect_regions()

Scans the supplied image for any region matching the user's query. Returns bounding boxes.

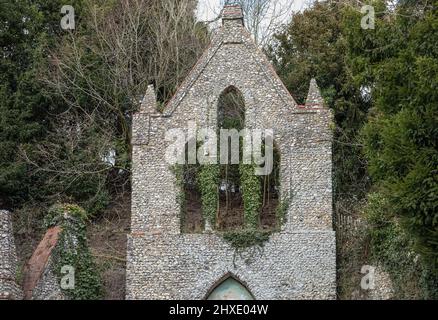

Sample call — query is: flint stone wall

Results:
[0,210,22,300]
[127,7,336,300]
[30,258,64,300]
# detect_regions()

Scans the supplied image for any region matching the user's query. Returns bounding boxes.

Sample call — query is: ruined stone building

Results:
[20,225,65,300]
[127,5,336,300]
[1,209,69,300]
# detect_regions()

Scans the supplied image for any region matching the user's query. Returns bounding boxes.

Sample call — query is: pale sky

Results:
[196,0,313,45]
[196,0,311,23]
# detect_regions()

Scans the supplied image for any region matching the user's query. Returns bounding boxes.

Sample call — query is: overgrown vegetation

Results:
[1,0,208,299]
[223,229,271,249]
[271,0,437,298]
[198,164,220,227]
[2,0,437,300]
[0,0,86,208]
[222,197,290,249]
[365,193,438,299]
[177,87,280,243]
[269,0,371,200]
[344,0,438,272]
[45,204,102,300]
[239,164,262,229]
[0,0,208,214]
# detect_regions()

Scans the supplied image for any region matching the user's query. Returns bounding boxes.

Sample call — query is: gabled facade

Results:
[126,5,336,300]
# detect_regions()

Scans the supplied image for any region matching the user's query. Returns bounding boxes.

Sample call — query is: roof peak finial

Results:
[140,84,157,113]
[305,78,325,108]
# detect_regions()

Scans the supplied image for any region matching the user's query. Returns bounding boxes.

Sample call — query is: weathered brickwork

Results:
[127,4,336,300]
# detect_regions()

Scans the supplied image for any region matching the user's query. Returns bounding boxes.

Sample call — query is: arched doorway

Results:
[206,276,254,300]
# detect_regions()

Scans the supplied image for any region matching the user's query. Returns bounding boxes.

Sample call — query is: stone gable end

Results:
[127,5,336,300]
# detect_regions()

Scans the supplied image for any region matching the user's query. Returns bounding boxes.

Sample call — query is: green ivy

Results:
[275,196,290,226]
[45,203,103,300]
[172,88,285,250]
[44,203,88,228]
[172,153,286,248]
[223,229,271,249]
[223,197,290,249]
[365,193,438,299]
[198,164,219,227]
[239,164,262,229]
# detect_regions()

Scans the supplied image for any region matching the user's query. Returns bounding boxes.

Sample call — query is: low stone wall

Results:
[126,230,336,300]
[30,258,64,300]
[0,210,22,300]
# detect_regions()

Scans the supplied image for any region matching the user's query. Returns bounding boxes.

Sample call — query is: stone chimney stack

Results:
[222,4,244,27]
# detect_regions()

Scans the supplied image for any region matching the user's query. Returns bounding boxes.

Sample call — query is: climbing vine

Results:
[239,164,262,229]
[223,229,271,249]
[172,87,286,249]
[198,164,219,227]
[44,204,102,300]
[275,196,290,226]
[222,196,290,249]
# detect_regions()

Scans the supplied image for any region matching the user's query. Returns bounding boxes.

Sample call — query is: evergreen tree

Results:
[343,0,438,271]
[0,0,84,206]
[269,1,370,199]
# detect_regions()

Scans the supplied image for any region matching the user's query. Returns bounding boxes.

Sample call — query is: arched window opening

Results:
[179,86,281,233]
[206,276,254,300]
[217,86,245,230]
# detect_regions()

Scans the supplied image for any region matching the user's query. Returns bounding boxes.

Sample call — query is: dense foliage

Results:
[1,0,437,299]
[271,0,437,297]
[45,203,102,300]
[269,1,370,198]
[365,193,438,298]
[343,0,438,272]
[0,0,85,207]
[0,0,207,214]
